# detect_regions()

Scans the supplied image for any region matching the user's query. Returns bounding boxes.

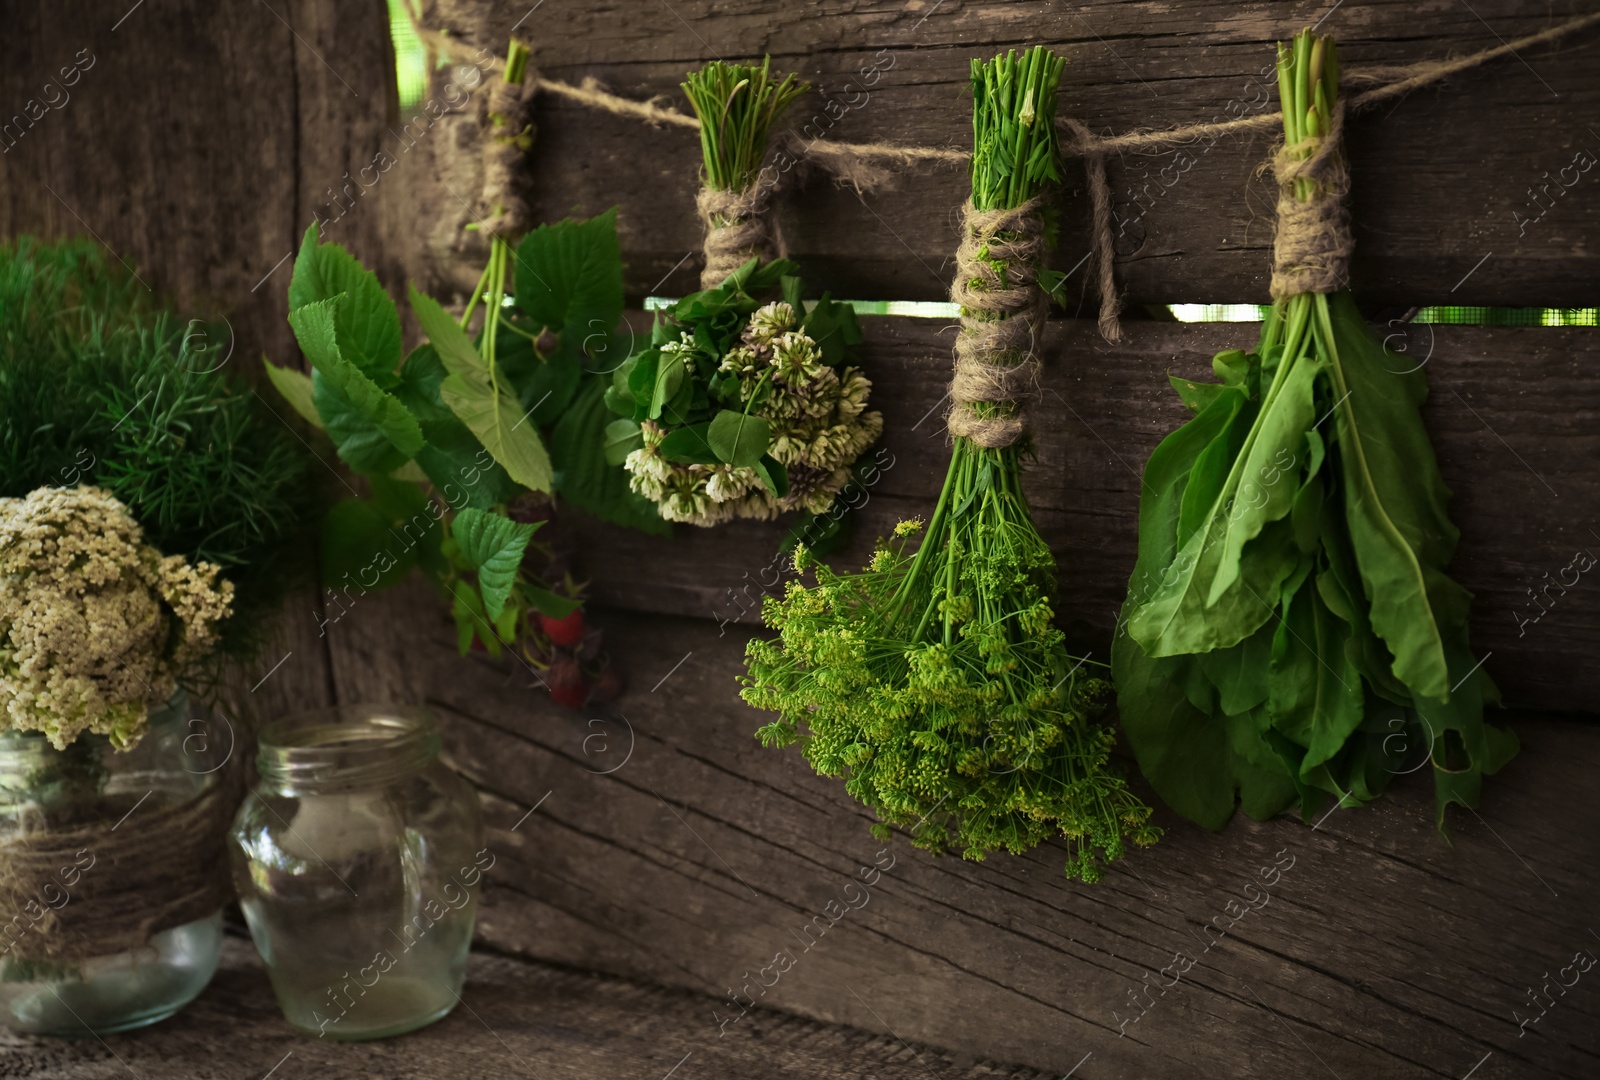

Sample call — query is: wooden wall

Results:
[4,1,1598,1077]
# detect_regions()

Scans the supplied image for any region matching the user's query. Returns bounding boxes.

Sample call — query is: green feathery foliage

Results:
[743,49,1158,883]
[0,237,319,660]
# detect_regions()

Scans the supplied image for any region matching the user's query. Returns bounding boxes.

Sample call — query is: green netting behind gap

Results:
[1169,304,1597,326]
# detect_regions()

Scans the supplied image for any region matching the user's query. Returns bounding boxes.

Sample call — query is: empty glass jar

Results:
[230,705,485,1040]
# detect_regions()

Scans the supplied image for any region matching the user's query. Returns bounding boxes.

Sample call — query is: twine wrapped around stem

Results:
[1269,100,1351,299]
[696,185,778,289]
[414,11,1600,335]
[477,43,539,237]
[0,781,233,963]
[946,196,1049,449]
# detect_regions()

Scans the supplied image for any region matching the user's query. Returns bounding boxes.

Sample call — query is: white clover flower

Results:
[744,301,798,346]
[769,331,824,385]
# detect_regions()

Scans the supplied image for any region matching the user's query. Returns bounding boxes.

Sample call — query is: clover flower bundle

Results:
[605,58,882,529]
[1112,30,1515,832]
[743,48,1157,883]
[608,262,882,527]
[0,486,232,750]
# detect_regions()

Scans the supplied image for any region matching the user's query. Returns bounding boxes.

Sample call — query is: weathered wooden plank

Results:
[317,585,1600,1078]
[406,0,1600,307]
[4,935,1049,1078]
[553,316,1600,713]
[0,0,398,719]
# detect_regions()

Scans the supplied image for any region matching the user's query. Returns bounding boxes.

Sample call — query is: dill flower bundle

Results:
[0,486,232,750]
[742,49,1157,883]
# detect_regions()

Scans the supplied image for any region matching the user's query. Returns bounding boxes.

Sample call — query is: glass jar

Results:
[230,705,485,1040]
[0,693,227,1035]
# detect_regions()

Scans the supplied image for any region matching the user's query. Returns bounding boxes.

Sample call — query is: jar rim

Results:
[257,704,440,790]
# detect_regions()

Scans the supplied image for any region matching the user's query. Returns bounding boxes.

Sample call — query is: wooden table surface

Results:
[2,934,1052,1079]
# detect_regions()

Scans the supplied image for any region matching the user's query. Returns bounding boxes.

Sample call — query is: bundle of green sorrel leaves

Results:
[743,48,1157,883]
[1112,29,1516,831]
[270,210,650,704]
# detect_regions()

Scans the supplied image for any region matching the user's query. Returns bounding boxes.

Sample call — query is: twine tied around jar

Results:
[946,196,1050,449]
[0,781,233,963]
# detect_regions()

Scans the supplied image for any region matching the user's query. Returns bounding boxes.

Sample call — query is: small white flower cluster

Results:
[0,486,233,750]
[624,302,882,527]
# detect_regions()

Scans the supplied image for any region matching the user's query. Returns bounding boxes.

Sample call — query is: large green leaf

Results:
[708,409,770,467]
[1114,386,1273,829]
[513,208,624,338]
[1267,572,1366,781]
[409,286,554,493]
[263,358,323,429]
[393,345,517,509]
[1325,290,1455,700]
[290,298,422,474]
[439,374,553,493]
[288,222,402,380]
[451,507,538,621]
[551,376,670,535]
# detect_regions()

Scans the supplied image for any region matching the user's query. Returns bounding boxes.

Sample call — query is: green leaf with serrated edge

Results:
[289,222,402,380]
[513,209,624,337]
[407,285,483,381]
[451,507,537,621]
[603,418,642,465]
[551,376,669,535]
[439,372,554,493]
[263,358,324,429]
[290,298,422,474]
[707,409,770,467]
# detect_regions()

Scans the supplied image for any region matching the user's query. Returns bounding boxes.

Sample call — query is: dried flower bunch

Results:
[622,294,881,526]
[0,486,232,750]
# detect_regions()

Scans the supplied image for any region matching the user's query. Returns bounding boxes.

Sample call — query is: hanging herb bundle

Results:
[267,44,650,706]
[1112,29,1516,832]
[742,48,1157,883]
[604,59,883,529]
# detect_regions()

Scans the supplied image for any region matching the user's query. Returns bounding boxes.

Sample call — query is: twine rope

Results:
[946,197,1049,448]
[417,12,1599,336]
[1269,100,1352,299]
[696,184,780,288]
[0,781,233,962]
